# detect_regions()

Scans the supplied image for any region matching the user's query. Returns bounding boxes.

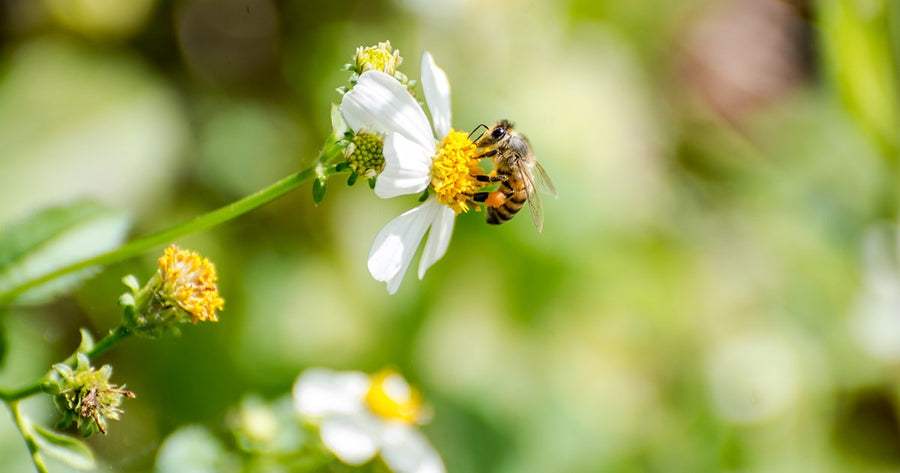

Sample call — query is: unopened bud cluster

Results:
[346,131,385,178]
[341,41,414,93]
[49,354,134,436]
[120,245,224,338]
[355,41,402,75]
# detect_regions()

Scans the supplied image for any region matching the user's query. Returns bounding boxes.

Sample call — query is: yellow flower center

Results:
[157,245,224,323]
[430,129,484,214]
[355,41,402,75]
[364,369,426,424]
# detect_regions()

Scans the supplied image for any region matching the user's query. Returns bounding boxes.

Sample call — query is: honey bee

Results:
[472,120,557,232]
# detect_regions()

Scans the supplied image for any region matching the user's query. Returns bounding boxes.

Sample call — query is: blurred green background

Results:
[3,0,900,471]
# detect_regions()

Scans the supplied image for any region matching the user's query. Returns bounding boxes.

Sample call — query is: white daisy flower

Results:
[293,368,445,473]
[340,52,483,294]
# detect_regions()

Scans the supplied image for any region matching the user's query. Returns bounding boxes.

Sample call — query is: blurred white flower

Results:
[850,224,900,362]
[293,368,444,473]
[340,52,483,294]
[706,333,799,424]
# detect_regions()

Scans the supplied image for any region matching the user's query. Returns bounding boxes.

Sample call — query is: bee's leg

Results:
[475,149,498,159]
[475,173,508,183]
[472,191,507,208]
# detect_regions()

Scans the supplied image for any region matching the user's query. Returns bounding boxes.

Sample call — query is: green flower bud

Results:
[49,354,134,436]
[345,131,385,178]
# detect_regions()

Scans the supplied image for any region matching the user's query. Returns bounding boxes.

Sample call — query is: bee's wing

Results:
[520,159,556,232]
[532,160,557,198]
[519,162,545,232]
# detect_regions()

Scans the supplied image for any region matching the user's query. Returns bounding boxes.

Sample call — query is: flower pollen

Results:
[158,245,224,323]
[365,369,426,424]
[430,129,483,214]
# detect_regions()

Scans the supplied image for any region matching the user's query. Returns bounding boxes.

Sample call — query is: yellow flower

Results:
[355,41,403,75]
[157,245,224,323]
[364,368,429,424]
[430,130,483,214]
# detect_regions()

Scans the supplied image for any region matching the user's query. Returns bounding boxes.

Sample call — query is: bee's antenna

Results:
[468,123,488,140]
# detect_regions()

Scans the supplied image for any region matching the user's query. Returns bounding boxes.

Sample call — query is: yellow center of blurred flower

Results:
[365,369,426,424]
[356,41,402,75]
[157,245,224,323]
[431,130,484,214]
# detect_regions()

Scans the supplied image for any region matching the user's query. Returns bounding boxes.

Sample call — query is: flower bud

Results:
[122,245,224,338]
[355,41,403,75]
[49,354,135,436]
[345,131,385,178]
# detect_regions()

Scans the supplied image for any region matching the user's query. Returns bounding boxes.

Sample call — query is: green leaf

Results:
[821,0,900,157]
[0,201,130,306]
[32,424,97,470]
[312,178,327,205]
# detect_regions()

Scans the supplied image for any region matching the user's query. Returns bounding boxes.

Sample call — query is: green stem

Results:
[5,401,49,473]
[0,325,133,403]
[0,382,47,402]
[86,325,131,360]
[0,162,343,305]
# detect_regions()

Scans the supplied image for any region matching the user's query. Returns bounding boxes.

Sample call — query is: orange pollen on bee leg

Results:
[485,191,507,208]
[430,130,484,214]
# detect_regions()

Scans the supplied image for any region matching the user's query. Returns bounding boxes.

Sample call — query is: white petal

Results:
[420,52,452,139]
[368,202,440,294]
[340,71,434,147]
[418,202,455,279]
[293,368,369,418]
[380,423,446,473]
[320,416,379,465]
[376,133,433,199]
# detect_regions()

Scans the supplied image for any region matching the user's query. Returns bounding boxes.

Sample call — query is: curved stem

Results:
[6,401,49,473]
[0,325,133,403]
[0,162,344,305]
[86,325,131,360]
[0,382,46,402]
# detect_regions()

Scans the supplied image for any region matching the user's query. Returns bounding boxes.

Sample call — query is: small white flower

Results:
[293,368,445,473]
[340,52,483,294]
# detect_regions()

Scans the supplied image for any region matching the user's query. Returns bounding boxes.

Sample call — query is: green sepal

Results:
[418,189,430,202]
[335,161,350,173]
[329,103,348,138]
[347,172,359,186]
[121,274,140,292]
[368,178,377,189]
[77,329,95,354]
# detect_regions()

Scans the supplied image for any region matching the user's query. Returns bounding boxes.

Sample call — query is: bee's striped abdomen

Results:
[486,175,527,225]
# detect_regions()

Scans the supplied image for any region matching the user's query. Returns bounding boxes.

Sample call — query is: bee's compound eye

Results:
[491,127,506,139]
